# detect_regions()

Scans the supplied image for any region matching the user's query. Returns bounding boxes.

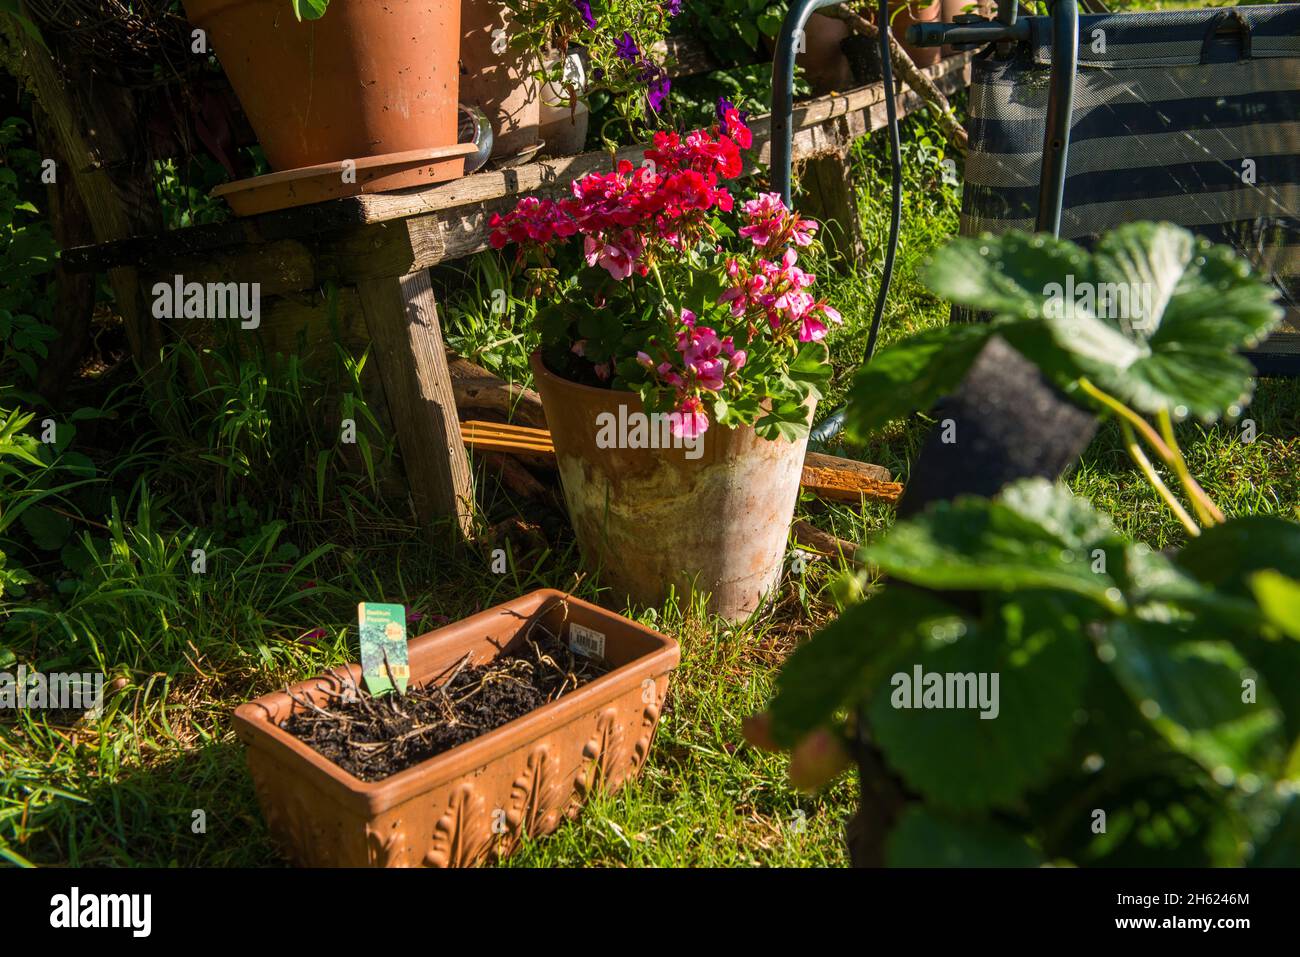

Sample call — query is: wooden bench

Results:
[59,51,973,539]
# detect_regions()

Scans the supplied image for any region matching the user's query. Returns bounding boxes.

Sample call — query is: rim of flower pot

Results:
[530,350,814,436]
[233,589,679,816]
[530,350,638,400]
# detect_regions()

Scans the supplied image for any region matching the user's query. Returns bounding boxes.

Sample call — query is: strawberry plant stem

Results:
[1156,407,1225,526]
[1119,420,1200,536]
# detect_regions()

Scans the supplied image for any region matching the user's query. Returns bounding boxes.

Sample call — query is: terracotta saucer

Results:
[490,140,546,170]
[212,144,479,216]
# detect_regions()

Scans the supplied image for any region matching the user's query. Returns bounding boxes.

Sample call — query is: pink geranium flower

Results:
[669,395,710,439]
[584,234,641,280]
[487,115,837,442]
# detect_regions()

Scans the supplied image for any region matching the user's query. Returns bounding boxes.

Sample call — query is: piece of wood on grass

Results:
[801,462,903,505]
[481,452,550,501]
[792,519,868,569]
[448,356,548,428]
[357,269,474,537]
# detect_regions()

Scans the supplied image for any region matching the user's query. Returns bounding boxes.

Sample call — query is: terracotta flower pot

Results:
[459,0,541,161]
[890,0,942,68]
[233,589,679,867]
[798,12,856,95]
[531,353,813,623]
[182,0,465,185]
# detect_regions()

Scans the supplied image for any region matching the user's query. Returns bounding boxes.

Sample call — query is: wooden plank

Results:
[62,52,973,276]
[804,450,891,483]
[792,519,869,569]
[800,463,903,504]
[356,270,475,536]
[142,238,316,298]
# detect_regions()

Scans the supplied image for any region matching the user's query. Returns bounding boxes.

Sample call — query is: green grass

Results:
[3,96,1300,868]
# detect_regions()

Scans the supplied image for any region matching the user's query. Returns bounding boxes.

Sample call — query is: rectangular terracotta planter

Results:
[233,589,679,867]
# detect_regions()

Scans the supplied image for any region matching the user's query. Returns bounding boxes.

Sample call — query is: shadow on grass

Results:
[9,734,285,868]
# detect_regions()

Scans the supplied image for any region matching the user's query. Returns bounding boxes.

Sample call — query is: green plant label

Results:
[358,602,409,695]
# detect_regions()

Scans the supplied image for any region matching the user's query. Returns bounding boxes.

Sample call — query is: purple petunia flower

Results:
[647,69,671,112]
[573,0,597,28]
[614,31,640,61]
[666,0,683,15]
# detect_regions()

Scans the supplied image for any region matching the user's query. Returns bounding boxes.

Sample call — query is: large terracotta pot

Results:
[183,0,464,180]
[459,0,540,161]
[531,353,812,623]
[234,589,679,867]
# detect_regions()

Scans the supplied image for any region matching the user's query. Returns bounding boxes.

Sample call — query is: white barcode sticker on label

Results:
[568,622,607,659]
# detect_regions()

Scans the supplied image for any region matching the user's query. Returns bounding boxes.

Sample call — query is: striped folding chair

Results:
[961,4,1300,373]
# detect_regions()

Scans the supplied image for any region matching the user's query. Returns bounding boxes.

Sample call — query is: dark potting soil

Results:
[279,628,610,782]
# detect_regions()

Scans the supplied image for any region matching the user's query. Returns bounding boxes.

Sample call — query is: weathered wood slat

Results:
[356,271,475,536]
[448,356,549,429]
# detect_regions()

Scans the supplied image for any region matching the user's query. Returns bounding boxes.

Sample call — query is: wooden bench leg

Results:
[799,150,866,266]
[357,269,475,537]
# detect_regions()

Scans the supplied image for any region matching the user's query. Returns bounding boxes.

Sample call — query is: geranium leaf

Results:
[787,340,831,401]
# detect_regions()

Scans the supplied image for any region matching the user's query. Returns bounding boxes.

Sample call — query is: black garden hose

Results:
[808,0,903,449]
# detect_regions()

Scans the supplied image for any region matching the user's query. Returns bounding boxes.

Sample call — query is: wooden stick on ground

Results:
[448,356,549,429]
[792,519,870,569]
[826,5,969,153]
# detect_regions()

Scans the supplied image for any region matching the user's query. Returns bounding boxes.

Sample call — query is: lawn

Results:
[2,97,1297,868]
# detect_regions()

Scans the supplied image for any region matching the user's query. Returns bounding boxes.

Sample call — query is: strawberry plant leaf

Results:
[767,586,959,746]
[844,322,996,438]
[860,479,1129,610]
[1041,223,1281,420]
[1250,570,1300,641]
[869,595,1089,810]
[1101,619,1286,778]
[886,807,1042,867]
[1176,515,1300,596]
[921,231,1090,321]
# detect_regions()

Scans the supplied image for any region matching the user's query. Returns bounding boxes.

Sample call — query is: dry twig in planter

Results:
[281,624,609,782]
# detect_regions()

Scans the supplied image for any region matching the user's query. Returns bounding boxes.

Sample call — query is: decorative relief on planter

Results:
[507,745,567,839]
[427,783,495,869]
